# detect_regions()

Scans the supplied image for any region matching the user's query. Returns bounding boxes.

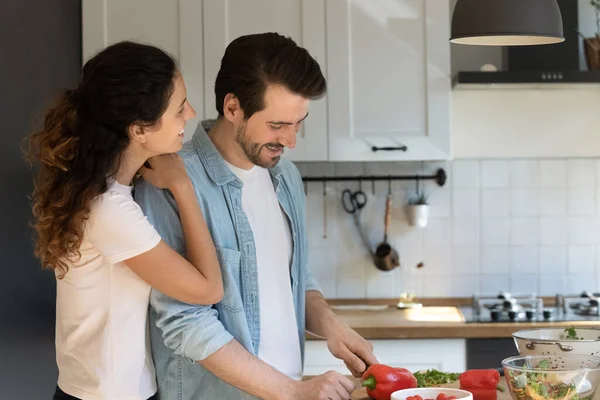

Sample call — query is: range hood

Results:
[453,0,600,85]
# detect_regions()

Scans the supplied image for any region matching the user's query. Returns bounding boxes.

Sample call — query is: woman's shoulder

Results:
[88,184,143,225]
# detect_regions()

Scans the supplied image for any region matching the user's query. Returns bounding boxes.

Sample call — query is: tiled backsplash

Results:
[295,159,600,299]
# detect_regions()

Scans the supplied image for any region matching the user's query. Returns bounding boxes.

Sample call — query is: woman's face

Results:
[142,72,196,155]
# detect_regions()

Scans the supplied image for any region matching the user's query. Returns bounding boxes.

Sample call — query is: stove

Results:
[460,291,600,323]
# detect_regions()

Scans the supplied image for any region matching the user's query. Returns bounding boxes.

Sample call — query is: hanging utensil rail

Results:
[301,168,446,187]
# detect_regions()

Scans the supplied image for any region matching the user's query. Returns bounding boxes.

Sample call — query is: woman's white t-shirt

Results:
[55,181,161,400]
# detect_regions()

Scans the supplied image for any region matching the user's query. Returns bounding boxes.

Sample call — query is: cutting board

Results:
[351,377,513,400]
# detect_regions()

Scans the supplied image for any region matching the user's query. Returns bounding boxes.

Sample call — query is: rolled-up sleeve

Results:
[134,181,233,362]
[150,291,234,362]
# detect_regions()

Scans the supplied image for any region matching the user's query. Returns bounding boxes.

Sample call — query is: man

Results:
[135,32,378,400]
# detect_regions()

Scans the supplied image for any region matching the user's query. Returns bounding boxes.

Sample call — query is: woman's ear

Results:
[128,124,148,144]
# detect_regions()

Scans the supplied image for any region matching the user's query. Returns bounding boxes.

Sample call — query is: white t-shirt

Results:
[226,162,303,380]
[55,181,161,400]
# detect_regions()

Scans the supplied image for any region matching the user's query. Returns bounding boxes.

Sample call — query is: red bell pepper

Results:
[459,370,500,390]
[362,364,418,400]
[459,370,501,400]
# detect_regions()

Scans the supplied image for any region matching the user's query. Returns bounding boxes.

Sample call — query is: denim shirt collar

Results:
[192,119,283,188]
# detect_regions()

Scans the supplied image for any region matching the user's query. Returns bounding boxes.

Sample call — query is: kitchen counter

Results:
[309,302,600,340]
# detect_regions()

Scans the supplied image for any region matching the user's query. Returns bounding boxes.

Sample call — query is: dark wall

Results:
[0,0,81,397]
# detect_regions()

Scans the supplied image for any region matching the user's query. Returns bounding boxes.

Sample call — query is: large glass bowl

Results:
[502,355,600,400]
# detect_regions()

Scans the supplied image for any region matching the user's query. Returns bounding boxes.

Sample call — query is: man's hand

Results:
[305,291,379,378]
[291,371,355,400]
[326,320,378,377]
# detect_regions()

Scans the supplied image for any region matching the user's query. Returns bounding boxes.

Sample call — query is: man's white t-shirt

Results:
[226,162,303,380]
[55,181,161,400]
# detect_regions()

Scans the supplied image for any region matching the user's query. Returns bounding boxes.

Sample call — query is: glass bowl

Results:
[502,355,600,400]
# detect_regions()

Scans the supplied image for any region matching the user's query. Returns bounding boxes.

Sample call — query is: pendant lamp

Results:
[450,0,565,46]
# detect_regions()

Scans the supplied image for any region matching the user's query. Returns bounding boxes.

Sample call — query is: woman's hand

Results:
[139,154,191,191]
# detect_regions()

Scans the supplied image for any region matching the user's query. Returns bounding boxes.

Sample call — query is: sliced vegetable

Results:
[414,369,462,388]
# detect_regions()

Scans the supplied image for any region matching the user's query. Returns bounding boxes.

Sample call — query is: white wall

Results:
[298,156,600,299]
[299,0,600,301]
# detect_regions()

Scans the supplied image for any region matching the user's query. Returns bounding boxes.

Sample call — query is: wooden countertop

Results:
[309,302,600,340]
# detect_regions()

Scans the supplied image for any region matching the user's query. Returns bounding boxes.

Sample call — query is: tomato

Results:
[435,392,458,400]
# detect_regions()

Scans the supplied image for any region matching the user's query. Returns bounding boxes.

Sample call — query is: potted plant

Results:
[581,0,600,70]
[406,192,429,228]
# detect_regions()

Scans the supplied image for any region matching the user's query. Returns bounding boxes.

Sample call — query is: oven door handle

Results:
[525,340,573,352]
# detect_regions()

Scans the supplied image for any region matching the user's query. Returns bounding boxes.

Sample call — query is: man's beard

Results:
[235,123,283,169]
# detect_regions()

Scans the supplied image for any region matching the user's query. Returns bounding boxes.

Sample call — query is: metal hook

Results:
[371,177,375,195]
[388,175,392,195]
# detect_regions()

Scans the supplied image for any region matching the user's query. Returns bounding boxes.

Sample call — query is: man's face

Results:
[235,84,309,169]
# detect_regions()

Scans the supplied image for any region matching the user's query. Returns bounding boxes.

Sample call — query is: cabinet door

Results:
[202,0,329,161]
[82,0,204,140]
[325,0,451,161]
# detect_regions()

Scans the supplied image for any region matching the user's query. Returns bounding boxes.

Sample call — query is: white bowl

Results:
[513,328,600,357]
[391,387,473,400]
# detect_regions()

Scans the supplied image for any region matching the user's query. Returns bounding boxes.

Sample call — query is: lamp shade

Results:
[450,0,565,46]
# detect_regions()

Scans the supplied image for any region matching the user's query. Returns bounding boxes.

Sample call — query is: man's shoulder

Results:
[133,141,208,200]
[178,139,197,161]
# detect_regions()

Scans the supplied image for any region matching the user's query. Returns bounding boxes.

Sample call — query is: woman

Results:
[26,41,223,400]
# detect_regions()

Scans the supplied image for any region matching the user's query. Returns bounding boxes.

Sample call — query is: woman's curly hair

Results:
[24,41,177,278]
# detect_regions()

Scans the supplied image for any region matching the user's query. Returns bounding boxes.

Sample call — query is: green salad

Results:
[560,328,583,340]
[506,359,592,400]
[413,369,461,388]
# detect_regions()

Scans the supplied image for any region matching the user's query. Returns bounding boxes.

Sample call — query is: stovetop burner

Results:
[563,291,600,316]
[461,291,600,323]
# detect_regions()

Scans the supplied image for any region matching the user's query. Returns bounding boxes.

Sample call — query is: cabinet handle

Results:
[371,145,408,152]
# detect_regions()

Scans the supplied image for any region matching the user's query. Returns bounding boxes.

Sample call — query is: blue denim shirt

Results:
[134,121,322,400]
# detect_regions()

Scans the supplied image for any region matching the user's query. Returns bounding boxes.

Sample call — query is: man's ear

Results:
[223,93,244,123]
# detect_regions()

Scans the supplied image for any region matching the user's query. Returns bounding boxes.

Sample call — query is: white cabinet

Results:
[82,0,452,162]
[325,0,452,161]
[82,0,328,162]
[201,0,329,162]
[304,339,466,376]
[82,0,205,143]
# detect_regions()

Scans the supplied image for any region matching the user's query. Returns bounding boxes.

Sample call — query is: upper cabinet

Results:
[325,0,452,161]
[82,0,452,162]
[201,0,329,161]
